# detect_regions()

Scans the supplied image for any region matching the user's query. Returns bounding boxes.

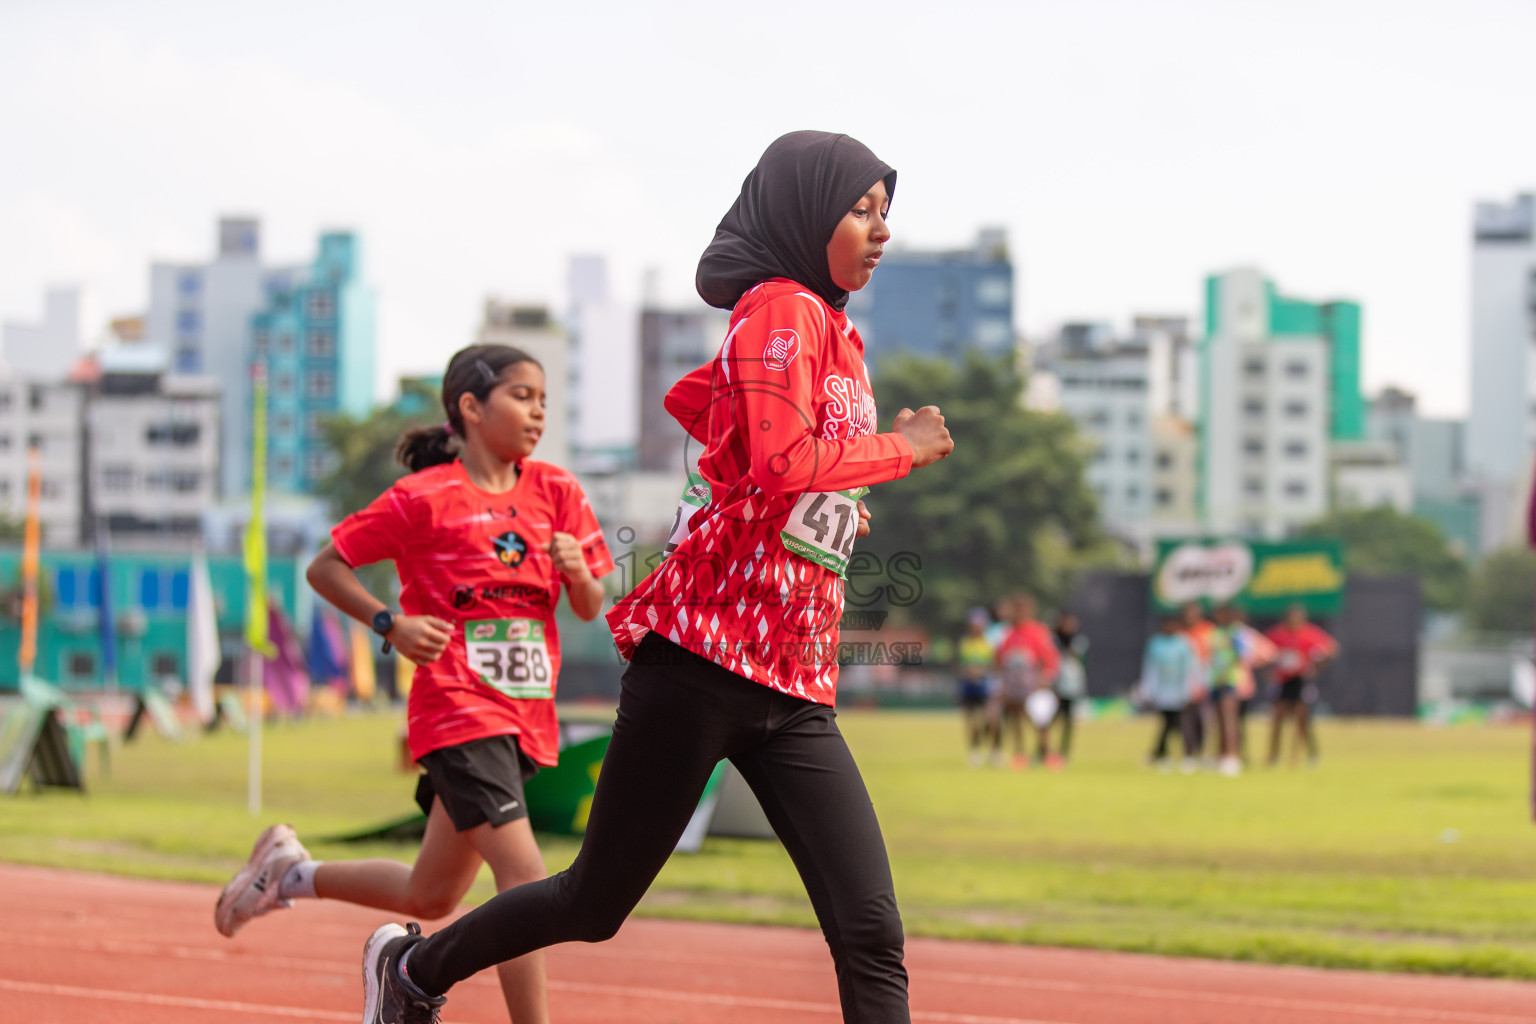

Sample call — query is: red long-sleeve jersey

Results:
[607,278,913,703]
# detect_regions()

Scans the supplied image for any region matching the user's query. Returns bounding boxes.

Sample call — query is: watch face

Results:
[373,611,393,634]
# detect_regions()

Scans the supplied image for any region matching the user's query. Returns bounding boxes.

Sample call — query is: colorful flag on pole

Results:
[263,601,310,714]
[93,520,118,694]
[307,603,350,694]
[244,367,272,658]
[18,445,41,677]
[187,551,220,725]
[347,619,377,701]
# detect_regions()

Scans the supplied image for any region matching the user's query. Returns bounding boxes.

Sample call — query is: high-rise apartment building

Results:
[1200,268,1362,538]
[147,218,374,496]
[1468,194,1536,493]
[250,233,375,493]
[845,228,1015,363]
[637,307,729,473]
[566,255,637,455]
[477,301,570,469]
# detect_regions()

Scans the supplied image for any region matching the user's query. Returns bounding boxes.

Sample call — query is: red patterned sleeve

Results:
[330,483,411,568]
[556,475,615,580]
[722,294,912,496]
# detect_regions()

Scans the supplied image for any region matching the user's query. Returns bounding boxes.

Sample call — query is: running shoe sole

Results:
[214,823,297,938]
[361,923,408,1023]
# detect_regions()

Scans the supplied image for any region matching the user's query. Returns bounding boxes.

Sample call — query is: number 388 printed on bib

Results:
[780,487,868,578]
[466,618,552,699]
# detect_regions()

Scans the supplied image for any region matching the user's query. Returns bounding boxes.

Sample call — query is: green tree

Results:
[860,353,1109,633]
[1295,506,1469,610]
[1465,546,1536,633]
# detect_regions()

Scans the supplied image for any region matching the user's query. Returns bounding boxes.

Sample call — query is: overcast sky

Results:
[3,0,1533,418]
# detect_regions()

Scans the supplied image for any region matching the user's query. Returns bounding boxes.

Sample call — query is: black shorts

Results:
[1277,678,1305,703]
[415,734,541,832]
[1211,684,1235,702]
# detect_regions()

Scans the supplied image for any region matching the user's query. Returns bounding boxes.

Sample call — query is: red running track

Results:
[2,863,1535,1023]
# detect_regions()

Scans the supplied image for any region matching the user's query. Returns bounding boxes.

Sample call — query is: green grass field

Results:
[4,709,1536,978]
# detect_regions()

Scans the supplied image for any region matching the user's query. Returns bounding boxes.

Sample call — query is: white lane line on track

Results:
[8,931,1536,1024]
[0,974,1074,1024]
[0,978,357,1020]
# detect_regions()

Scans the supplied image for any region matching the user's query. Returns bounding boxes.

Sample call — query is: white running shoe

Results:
[1218,756,1243,777]
[214,823,310,937]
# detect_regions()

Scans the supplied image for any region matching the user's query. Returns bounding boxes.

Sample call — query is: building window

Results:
[276,373,294,396]
[276,332,295,355]
[150,652,180,680]
[307,329,335,357]
[1125,448,1141,465]
[0,389,13,412]
[1155,488,1173,507]
[102,466,134,491]
[274,414,294,437]
[1243,437,1265,456]
[175,348,201,373]
[1284,440,1308,458]
[306,452,336,480]
[146,422,200,446]
[1126,485,1141,503]
[138,569,191,611]
[0,435,10,452]
[1244,477,1264,496]
[1243,398,1265,417]
[1155,451,1173,470]
[56,567,102,609]
[273,455,293,478]
[1243,358,1265,378]
[1284,480,1308,499]
[176,309,200,334]
[975,277,1011,308]
[1284,400,1308,419]
[1125,410,1143,429]
[306,412,326,438]
[308,291,336,319]
[66,651,96,680]
[1285,360,1309,379]
[178,271,202,296]
[1086,410,1110,428]
[306,371,334,399]
[28,386,43,411]
[253,329,270,356]
[40,478,61,500]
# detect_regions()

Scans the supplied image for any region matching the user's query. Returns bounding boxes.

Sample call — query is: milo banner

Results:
[1152,538,1346,616]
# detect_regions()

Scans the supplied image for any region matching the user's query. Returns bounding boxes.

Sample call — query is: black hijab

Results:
[696,131,897,312]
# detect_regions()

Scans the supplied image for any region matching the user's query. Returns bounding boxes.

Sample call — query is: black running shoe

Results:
[361,922,446,1024]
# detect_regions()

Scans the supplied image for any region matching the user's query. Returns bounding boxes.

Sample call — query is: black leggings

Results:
[1151,708,1196,759]
[408,633,910,1023]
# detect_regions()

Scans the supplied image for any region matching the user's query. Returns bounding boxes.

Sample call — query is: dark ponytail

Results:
[395,343,542,473]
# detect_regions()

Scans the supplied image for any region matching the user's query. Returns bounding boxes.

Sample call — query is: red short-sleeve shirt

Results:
[332,458,613,765]
[1263,622,1336,681]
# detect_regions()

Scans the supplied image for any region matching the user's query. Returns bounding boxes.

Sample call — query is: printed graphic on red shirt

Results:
[607,279,915,705]
[332,459,613,765]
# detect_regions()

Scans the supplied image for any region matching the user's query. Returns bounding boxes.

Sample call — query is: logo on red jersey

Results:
[493,530,528,568]
[820,374,877,439]
[763,329,800,372]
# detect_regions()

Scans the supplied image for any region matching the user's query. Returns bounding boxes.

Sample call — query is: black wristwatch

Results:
[371,609,395,654]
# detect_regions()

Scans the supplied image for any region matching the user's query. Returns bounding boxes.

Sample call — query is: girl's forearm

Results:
[307,546,390,627]
[566,576,606,621]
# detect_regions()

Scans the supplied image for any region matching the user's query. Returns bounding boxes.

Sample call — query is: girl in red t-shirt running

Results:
[349,132,953,1024]
[214,343,613,1024]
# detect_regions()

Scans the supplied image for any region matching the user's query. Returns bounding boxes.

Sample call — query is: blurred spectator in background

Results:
[1265,604,1338,768]
[956,607,997,767]
[1143,612,1201,773]
[1180,602,1215,763]
[993,594,1061,770]
[1052,612,1089,764]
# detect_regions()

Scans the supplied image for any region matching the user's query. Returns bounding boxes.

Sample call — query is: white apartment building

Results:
[1468,194,1535,484]
[89,347,221,548]
[1331,440,1413,513]
[146,217,302,496]
[1202,269,1333,538]
[1151,415,1199,532]
[2,286,87,379]
[0,375,85,546]
[478,300,571,470]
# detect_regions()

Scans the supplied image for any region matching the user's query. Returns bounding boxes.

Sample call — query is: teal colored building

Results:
[0,549,301,692]
[1200,269,1364,537]
[250,233,376,493]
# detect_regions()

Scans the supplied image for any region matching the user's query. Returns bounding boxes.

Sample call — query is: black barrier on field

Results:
[1066,571,1421,716]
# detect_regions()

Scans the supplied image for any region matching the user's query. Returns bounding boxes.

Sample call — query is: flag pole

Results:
[244,363,270,818]
[18,446,42,681]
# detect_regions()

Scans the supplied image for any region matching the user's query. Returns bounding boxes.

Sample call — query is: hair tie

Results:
[443,420,456,436]
[474,358,496,383]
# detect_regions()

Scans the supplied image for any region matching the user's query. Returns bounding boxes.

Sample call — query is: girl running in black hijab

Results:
[355,131,953,1024]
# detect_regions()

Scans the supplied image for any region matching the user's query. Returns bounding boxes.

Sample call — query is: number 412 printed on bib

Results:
[780,487,869,578]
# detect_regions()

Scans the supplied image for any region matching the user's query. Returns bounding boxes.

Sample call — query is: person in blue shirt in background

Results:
[1142,613,1201,773]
